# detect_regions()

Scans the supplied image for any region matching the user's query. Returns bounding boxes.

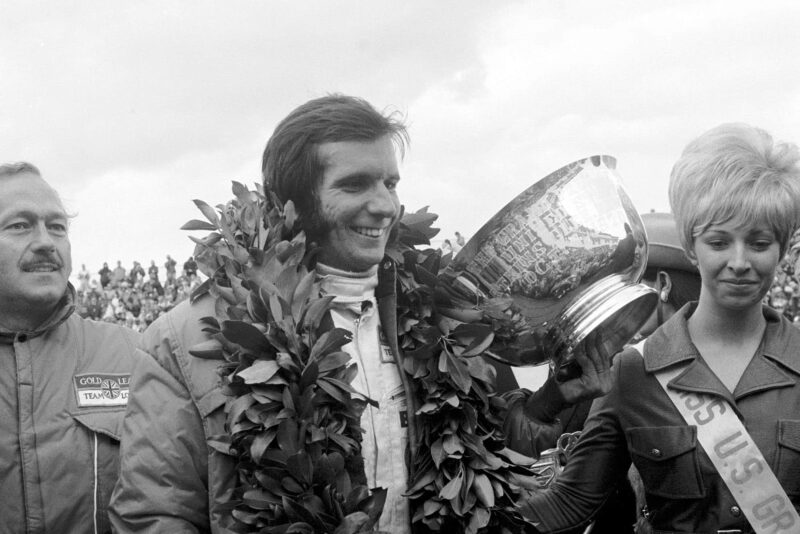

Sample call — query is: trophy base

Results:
[550,274,658,380]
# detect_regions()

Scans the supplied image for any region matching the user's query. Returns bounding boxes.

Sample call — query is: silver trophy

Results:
[445,155,657,380]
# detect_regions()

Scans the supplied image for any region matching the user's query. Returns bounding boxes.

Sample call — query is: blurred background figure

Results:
[440,238,453,256]
[111,260,126,288]
[77,263,90,294]
[452,231,465,254]
[183,255,197,279]
[147,259,159,280]
[164,254,177,284]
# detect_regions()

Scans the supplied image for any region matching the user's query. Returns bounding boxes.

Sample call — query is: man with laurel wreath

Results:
[110,95,611,533]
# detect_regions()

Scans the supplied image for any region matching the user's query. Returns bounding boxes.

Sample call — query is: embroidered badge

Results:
[73,373,131,407]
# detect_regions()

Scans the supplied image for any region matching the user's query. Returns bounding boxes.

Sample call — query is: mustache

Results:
[21,254,64,270]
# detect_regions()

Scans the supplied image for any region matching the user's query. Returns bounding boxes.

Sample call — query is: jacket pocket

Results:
[776,419,800,497]
[71,409,126,534]
[627,425,704,499]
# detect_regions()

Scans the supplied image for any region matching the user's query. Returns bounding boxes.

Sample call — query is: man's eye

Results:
[385,180,398,191]
[7,222,29,231]
[340,181,364,192]
[49,223,68,235]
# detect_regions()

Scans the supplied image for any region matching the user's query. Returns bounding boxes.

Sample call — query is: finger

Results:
[576,331,609,376]
[571,338,594,376]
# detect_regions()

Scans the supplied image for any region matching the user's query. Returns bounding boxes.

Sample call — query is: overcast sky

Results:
[4,0,800,280]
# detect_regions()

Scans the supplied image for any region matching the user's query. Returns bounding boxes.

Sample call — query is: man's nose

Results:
[31,223,57,251]
[367,183,398,218]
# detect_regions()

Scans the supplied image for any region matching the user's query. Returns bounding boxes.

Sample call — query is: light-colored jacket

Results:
[109,294,238,533]
[0,286,140,534]
[110,260,561,532]
[109,263,405,533]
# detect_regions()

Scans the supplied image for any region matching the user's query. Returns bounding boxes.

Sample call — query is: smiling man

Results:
[0,162,139,533]
[111,95,611,533]
[111,95,417,533]
[312,137,400,271]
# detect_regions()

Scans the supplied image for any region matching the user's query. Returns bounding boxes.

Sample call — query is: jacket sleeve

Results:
[517,356,631,532]
[109,339,213,532]
[502,378,567,458]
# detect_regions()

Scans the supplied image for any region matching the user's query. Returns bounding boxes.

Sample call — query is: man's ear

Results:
[658,271,673,303]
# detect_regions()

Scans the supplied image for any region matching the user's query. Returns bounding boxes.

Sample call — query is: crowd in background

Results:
[73,255,201,332]
[437,228,800,327]
[74,229,800,334]
[767,233,800,324]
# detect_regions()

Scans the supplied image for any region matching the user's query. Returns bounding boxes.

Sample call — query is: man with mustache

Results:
[110,95,611,532]
[0,162,140,533]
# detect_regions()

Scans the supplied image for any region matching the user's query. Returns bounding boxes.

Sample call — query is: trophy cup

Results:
[444,155,658,380]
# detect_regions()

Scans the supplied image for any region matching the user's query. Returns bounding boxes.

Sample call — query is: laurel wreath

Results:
[182,181,542,534]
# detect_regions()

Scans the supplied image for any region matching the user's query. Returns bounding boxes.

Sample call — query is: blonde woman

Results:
[522,123,800,533]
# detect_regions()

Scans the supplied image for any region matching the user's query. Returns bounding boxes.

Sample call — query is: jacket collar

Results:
[0,283,76,342]
[375,257,397,300]
[642,302,799,400]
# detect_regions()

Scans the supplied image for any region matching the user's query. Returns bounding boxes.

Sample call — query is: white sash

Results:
[632,340,800,534]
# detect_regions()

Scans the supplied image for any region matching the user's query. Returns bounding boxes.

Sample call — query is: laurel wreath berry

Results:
[182,182,542,533]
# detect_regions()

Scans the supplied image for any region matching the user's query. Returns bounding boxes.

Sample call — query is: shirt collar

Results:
[644,303,800,372]
[316,262,378,305]
[642,302,800,400]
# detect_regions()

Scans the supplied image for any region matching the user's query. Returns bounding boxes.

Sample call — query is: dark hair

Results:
[261,94,408,218]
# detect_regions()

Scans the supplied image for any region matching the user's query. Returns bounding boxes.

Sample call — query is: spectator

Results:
[98,261,111,289]
[77,263,90,293]
[111,260,126,288]
[85,293,104,320]
[182,255,197,278]
[128,261,145,286]
[452,231,465,254]
[142,273,164,299]
[147,259,159,280]
[440,238,453,255]
[164,254,177,283]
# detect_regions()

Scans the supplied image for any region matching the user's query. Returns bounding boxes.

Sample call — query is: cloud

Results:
[2,1,506,183]
[3,0,800,272]
[399,0,800,242]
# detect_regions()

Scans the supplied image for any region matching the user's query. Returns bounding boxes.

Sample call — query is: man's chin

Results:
[23,282,68,302]
[318,248,386,272]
